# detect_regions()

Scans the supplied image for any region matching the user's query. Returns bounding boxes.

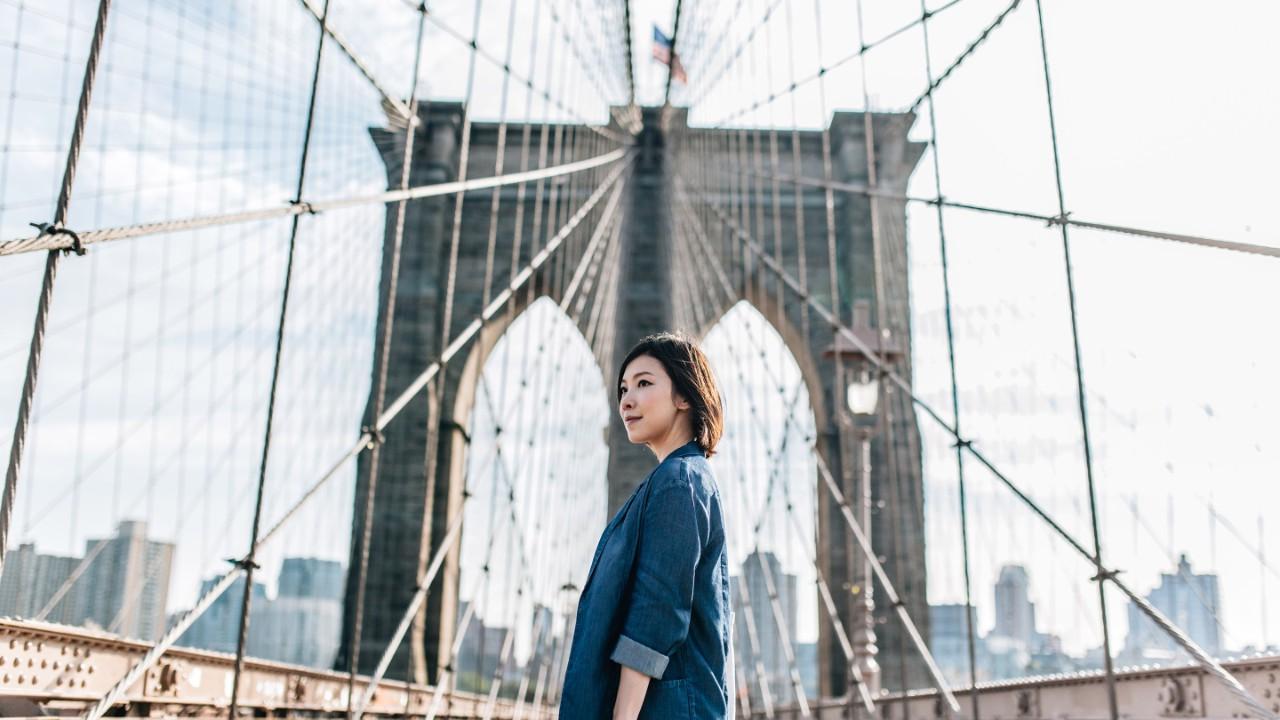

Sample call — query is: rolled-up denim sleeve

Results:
[610,473,706,679]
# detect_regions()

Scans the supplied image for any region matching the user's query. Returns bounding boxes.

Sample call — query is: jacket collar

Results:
[664,440,703,462]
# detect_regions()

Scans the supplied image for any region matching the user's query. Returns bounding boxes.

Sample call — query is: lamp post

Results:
[846,363,882,699]
[825,302,902,705]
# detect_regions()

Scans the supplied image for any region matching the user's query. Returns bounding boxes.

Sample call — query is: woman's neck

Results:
[648,424,694,463]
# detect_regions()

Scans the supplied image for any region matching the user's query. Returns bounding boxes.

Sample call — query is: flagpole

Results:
[663,0,686,106]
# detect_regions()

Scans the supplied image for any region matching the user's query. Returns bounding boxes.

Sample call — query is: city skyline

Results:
[931,554,1265,687]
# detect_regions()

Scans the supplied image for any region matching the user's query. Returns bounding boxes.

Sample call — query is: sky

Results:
[0,0,1277,676]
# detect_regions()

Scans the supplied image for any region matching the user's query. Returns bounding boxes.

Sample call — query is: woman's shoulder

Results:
[650,449,715,495]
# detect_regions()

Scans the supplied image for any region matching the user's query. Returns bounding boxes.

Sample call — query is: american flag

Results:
[652,25,688,84]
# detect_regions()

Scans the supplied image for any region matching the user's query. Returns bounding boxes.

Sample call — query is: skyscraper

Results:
[255,558,345,667]
[0,543,82,624]
[77,521,174,641]
[732,551,798,708]
[179,576,268,654]
[993,565,1036,646]
[1122,554,1222,662]
[930,603,984,686]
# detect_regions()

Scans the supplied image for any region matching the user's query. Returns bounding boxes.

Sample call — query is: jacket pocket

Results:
[639,678,693,720]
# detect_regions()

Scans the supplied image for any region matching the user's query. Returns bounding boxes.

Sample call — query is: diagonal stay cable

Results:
[1,147,630,256]
[421,10,629,145]
[295,0,413,124]
[812,449,961,714]
[683,174,1278,720]
[907,0,1022,115]
[695,0,970,129]
[78,155,632,720]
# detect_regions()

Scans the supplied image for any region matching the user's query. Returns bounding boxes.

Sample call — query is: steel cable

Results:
[1,0,111,580]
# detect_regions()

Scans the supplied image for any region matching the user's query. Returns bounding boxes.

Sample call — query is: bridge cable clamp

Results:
[226,556,261,572]
[290,199,319,216]
[1090,566,1122,583]
[951,437,974,450]
[1047,211,1073,228]
[361,426,385,449]
[441,418,472,445]
[30,222,85,256]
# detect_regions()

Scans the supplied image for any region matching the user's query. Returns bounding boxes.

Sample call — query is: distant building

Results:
[77,521,174,641]
[278,557,345,600]
[930,603,983,686]
[1122,554,1222,664]
[0,543,82,625]
[178,576,268,654]
[795,642,818,699]
[732,551,798,708]
[177,557,345,668]
[993,565,1036,647]
[254,558,345,668]
[456,601,511,693]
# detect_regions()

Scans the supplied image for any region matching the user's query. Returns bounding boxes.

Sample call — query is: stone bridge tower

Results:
[340,102,931,695]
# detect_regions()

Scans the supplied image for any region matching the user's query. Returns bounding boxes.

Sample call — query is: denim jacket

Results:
[559,441,732,719]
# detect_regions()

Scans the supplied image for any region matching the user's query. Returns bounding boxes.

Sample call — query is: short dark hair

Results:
[617,332,724,457]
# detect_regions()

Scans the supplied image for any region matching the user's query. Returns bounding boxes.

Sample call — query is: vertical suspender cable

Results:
[343,1,432,709]
[1030,4,1119,718]
[1,0,111,577]
[915,1,982,716]
[228,1,332,717]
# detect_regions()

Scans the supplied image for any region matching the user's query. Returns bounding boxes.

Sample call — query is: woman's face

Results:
[618,354,689,445]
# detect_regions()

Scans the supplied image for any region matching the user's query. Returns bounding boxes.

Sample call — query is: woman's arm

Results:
[612,666,650,720]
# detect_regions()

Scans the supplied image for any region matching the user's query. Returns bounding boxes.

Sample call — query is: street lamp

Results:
[845,366,880,417]
[824,303,902,702]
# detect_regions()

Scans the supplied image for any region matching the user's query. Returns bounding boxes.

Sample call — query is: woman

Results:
[559,332,732,719]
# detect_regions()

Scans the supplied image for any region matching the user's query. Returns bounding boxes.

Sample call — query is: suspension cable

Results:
[1,0,110,580]
[915,0,982,713]
[714,166,1280,259]
[1030,3,1119,716]
[227,0,334,715]
[0,148,629,257]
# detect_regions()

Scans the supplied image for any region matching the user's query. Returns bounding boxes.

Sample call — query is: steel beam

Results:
[0,620,547,718]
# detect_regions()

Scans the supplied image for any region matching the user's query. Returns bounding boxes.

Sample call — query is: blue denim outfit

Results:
[559,441,731,719]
